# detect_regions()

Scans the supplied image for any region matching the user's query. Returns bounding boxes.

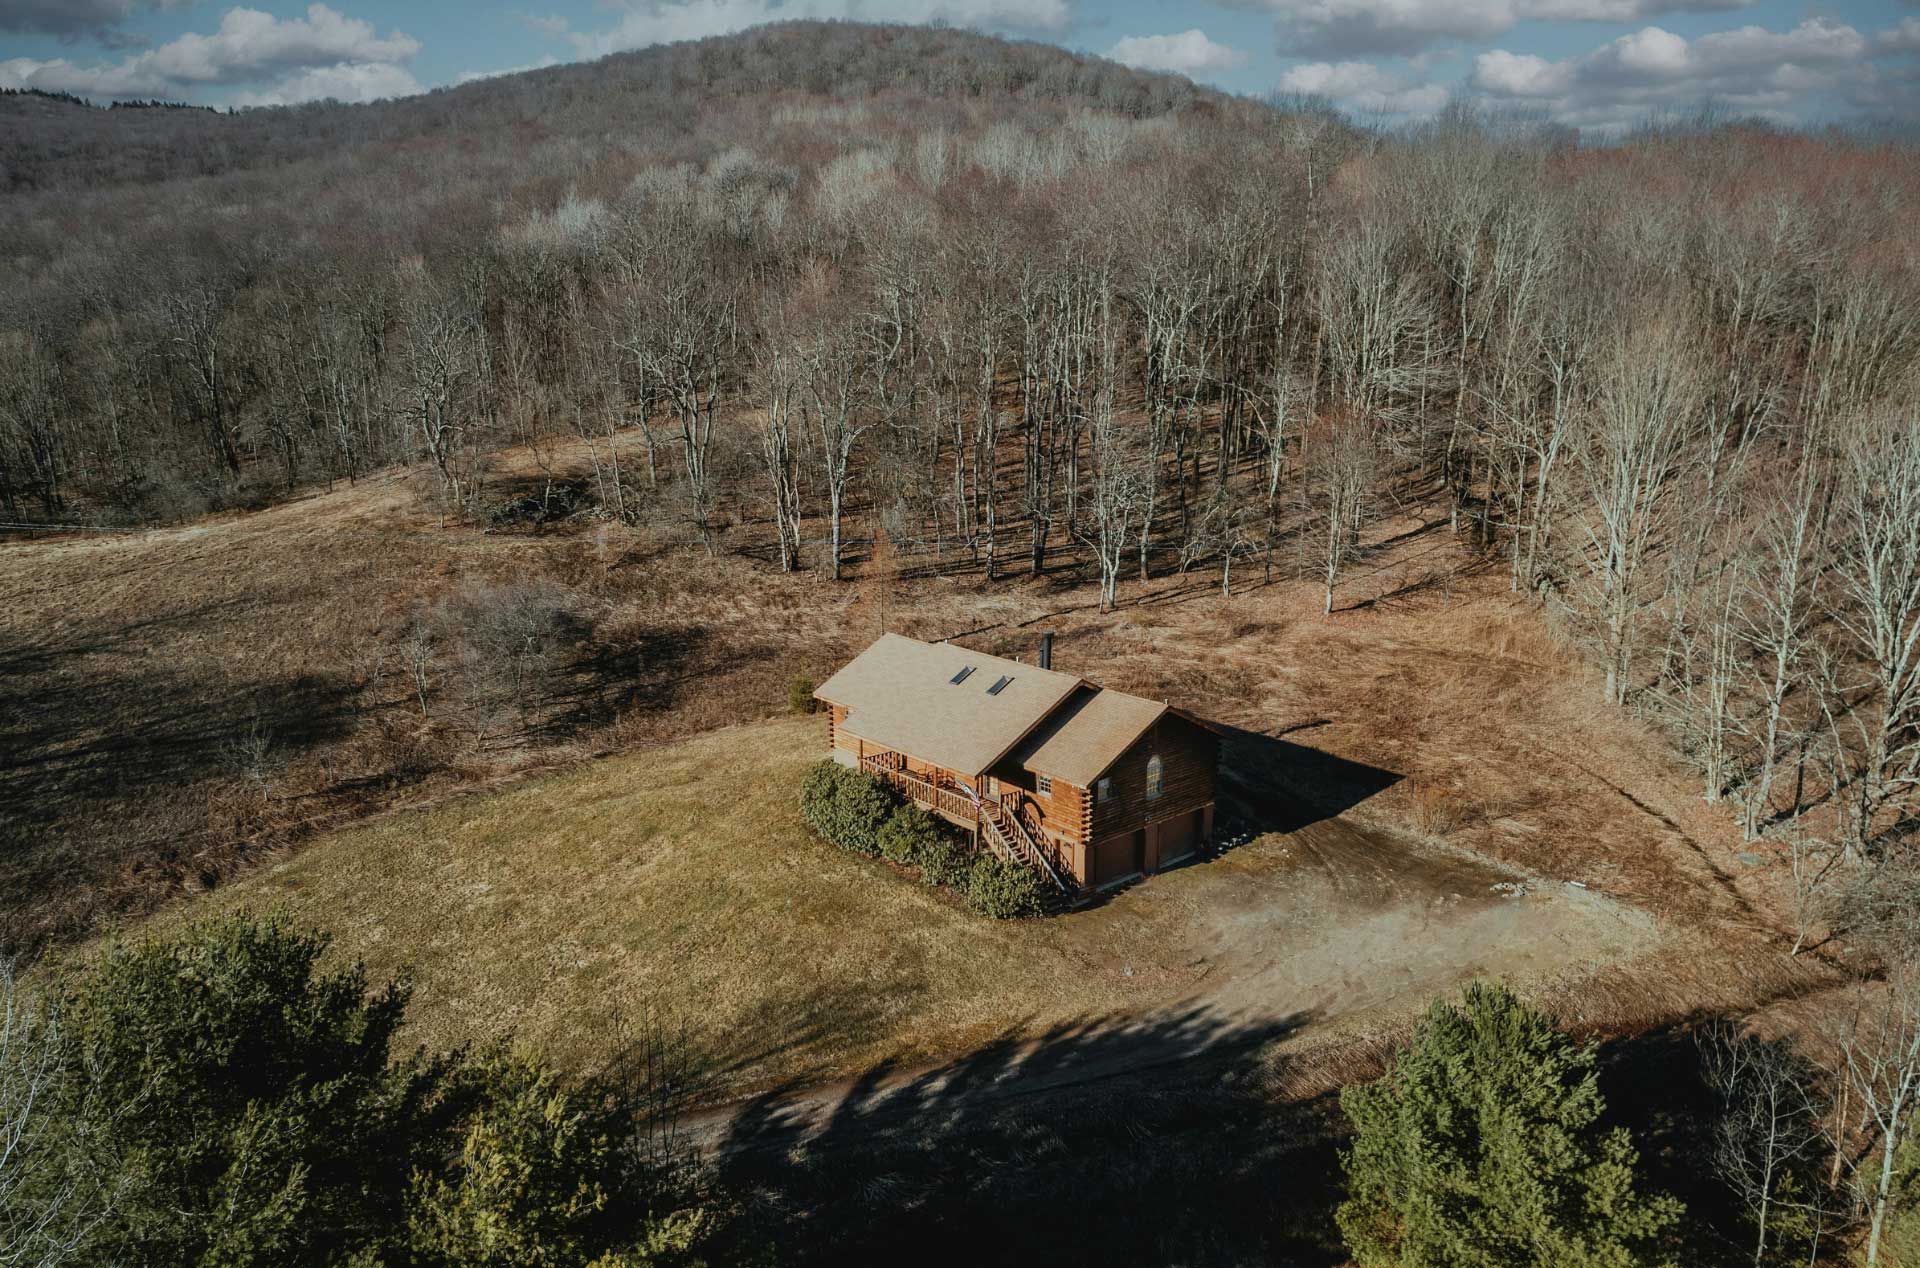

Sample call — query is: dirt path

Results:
[674,739,1839,1166]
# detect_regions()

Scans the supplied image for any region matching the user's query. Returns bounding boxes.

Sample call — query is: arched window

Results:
[1145,753,1164,799]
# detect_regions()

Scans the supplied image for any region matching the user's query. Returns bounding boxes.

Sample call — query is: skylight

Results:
[950,666,975,685]
[986,675,1013,695]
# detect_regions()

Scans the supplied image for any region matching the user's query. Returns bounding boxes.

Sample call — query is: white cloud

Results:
[1875,17,1920,55]
[1106,29,1250,75]
[1468,48,1569,96]
[0,4,423,104]
[563,0,1071,60]
[1527,0,1731,19]
[1232,0,1751,56]
[1468,17,1878,129]
[454,55,562,86]
[1278,58,1449,115]
[1262,0,1517,54]
[228,60,422,106]
[138,5,419,83]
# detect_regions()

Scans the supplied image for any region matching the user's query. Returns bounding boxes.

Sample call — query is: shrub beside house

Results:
[800,760,1047,918]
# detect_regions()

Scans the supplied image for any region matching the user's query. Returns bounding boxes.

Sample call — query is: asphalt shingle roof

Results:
[813,633,1083,778]
[816,634,1170,786]
[1009,686,1167,787]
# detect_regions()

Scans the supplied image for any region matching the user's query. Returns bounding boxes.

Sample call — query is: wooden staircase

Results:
[860,753,1072,895]
[981,801,1072,895]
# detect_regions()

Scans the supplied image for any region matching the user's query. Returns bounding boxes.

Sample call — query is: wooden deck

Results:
[863,757,979,823]
[860,753,1071,894]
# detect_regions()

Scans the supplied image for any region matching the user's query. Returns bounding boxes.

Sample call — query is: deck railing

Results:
[859,756,980,826]
[862,752,1072,894]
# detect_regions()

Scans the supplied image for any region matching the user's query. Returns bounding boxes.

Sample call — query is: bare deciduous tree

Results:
[1571,312,1705,704]
[1698,1021,1837,1266]
[753,335,805,573]
[1831,962,1920,1267]
[1829,412,1920,855]
[1737,461,1828,838]
[1083,293,1145,613]
[1309,410,1377,616]
[1780,826,1843,957]
[0,331,66,521]
[406,617,437,719]
[799,316,876,583]
[398,284,484,520]
[222,716,281,796]
[433,580,585,737]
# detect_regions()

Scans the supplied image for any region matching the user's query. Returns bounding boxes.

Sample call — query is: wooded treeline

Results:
[2,23,1917,887]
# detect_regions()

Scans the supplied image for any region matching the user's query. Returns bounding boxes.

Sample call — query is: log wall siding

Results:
[1065,782,1092,880]
[823,707,1215,889]
[1046,782,1089,844]
[986,764,1082,841]
[1088,715,1218,844]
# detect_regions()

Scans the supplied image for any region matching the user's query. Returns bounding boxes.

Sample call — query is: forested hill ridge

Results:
[0,22,1243,194]
[0,19,1294,523]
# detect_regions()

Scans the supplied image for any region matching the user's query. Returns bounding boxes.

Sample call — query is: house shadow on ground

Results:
[706,1005,1349,1267]
[1212,722,1403,836]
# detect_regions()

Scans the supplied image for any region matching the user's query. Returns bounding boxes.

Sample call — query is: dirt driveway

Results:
[687,781,1663,1157]
[1191,817,1655,1026]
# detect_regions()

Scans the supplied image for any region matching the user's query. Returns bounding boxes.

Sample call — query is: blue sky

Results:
[2,0,1915,131]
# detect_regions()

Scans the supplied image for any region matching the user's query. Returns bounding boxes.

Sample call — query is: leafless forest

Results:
[7,24,1916,879]
[4,19,1920,1265]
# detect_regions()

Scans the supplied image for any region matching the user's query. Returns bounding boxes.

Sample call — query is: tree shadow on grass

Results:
[0,641,361,956]
[693,1006,1787,1266]
[709,1004,1347,1266]
[542,625,779,739]
[1595,1024,1769,1268]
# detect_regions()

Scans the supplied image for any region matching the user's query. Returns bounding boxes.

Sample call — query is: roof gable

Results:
[1010,685,1167,787]
[814,633,1084,778]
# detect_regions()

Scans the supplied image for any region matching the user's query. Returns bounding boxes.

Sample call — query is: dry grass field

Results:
[0,467,851,951]
[154,712,1679,1095]
[3,438,1840,1097]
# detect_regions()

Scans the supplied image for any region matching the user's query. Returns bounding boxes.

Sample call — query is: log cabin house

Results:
[814,633,1219,894]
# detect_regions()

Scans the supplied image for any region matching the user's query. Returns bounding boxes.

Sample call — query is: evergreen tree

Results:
[47,911,438,1265]
[407,1051,709,1267]
[35,912,719,1267]
[1338,982,1679,1267]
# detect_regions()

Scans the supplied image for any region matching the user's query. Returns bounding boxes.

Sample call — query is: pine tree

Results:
[33,913,722,1266]
[1338,981,1680,1267]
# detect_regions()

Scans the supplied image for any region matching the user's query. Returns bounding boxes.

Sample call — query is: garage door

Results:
[1091,830,1144,888]
[1154,809,1204,869]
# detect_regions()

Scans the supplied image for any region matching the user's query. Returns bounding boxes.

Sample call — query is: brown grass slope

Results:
[0,469,855,951]
[3,444,1834,1085]
[158,711,1677,1095]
